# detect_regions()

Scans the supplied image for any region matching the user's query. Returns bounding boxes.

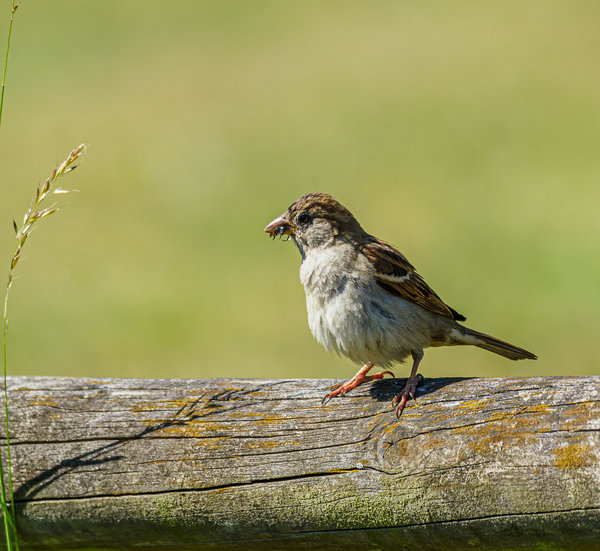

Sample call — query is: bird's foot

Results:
[322,365,394,405]
[392,373,424,417]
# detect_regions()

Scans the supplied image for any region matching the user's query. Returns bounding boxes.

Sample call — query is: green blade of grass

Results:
[0,1,17,130]
[2,290,14,551]
[1,3,19,548]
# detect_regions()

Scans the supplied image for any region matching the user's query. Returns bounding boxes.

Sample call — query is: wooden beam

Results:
[3,375,600,550]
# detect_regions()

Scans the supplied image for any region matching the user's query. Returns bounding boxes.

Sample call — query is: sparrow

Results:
[264,192,537,416]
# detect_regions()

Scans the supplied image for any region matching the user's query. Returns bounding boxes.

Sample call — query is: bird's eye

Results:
[298,213,311,224]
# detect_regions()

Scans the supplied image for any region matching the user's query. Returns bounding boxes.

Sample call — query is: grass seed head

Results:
[7,144,86,283]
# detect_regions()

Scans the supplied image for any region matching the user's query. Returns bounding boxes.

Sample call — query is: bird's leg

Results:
[322,362,395,405]
[392,351,425,417]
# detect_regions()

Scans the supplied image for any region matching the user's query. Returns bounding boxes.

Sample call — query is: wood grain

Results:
[2,375,599,550]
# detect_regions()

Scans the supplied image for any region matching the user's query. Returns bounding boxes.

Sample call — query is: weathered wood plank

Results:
[2,375,600,550]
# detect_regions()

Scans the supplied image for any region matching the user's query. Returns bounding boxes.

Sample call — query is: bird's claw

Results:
[321,368,395,405]
[392,373,424,417]
[321,383,352,405]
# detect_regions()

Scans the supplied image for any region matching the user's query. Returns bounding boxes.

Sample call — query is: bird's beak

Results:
[264,214,295,238]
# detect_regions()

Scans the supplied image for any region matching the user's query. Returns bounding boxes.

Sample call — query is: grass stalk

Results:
[0,3,19,548]
[1,144,85,548]
[0,1,17,129]
[1,298,15,550]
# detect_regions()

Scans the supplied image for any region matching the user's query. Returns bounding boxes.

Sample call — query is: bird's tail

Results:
[458,326,537,361]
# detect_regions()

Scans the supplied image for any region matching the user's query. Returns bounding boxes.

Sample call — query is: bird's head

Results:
[264,192,366,255]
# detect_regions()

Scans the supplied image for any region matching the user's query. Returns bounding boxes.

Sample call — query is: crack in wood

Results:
[15,468,360,504]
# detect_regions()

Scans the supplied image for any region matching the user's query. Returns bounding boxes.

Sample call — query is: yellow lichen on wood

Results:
[28,399,58,407]
[553,442,595,470]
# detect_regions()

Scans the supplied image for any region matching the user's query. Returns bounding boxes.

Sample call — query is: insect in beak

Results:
[264,215,295,239]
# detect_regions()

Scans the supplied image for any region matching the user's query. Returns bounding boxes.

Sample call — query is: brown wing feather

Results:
[361,239,466,322]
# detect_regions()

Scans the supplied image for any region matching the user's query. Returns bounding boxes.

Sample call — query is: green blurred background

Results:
[0,1,598,381]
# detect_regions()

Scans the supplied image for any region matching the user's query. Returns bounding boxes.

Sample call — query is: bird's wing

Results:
[361,239,466,321]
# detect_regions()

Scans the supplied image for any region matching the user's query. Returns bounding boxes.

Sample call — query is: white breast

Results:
[299,244,432,367]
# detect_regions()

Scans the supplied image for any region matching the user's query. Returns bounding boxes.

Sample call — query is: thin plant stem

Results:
[2,279,16,549]
[0,3,19,548]
[0,1,17,130]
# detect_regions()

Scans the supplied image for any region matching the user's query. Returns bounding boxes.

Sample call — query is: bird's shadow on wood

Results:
[13,380,287,508]
[368,376,473,403]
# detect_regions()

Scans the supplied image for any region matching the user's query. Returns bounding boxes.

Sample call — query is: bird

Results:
[264,192,537,416]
